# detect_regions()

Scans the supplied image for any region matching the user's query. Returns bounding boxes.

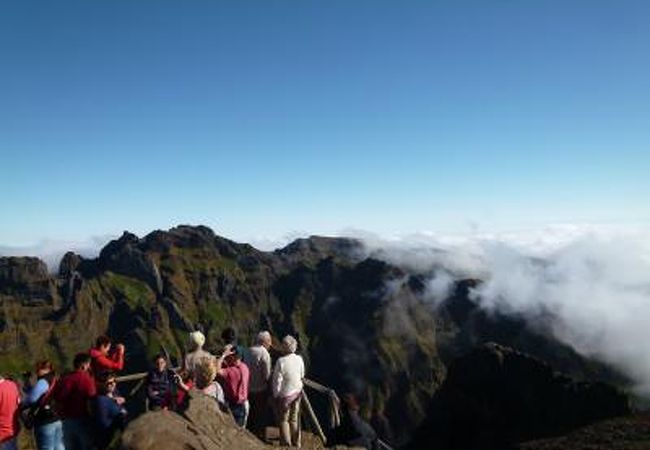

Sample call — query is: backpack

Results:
[21,377,59,429]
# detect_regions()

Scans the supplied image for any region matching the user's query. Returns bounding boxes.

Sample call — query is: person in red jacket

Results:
[51,353,96,450]
[0,373,20,450]
[89,335,125,376]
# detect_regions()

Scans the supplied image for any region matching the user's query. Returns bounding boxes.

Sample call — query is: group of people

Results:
[0,328,306,450]
[0,335,126,450]
[175,328,305,447]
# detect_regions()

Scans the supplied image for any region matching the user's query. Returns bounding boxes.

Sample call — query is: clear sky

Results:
[1,0,649,247]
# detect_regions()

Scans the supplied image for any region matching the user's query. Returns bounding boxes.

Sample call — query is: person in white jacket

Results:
[271,335,305,447]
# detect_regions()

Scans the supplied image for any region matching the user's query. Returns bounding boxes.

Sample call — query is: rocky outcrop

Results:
[58,252,83,278]
[120,391,363,450]
[98,232,164,295]
[518,413,650,450]
[0,257,58,306]
[408,343,631,450]
[120,392,266,450]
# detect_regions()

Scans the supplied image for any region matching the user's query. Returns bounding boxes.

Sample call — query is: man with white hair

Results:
[271,335,305,447]
[246,330,273,436]
[184,331,214,376]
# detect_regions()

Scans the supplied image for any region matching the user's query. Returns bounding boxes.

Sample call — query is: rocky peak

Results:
[98,231,163,295]
[58,251,83,278]
[276,236,362,265]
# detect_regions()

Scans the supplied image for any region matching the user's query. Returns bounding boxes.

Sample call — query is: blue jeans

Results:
[62,418,95,450]
[35,420,65,450]
[229,401,249,427]
[0,438,18,450]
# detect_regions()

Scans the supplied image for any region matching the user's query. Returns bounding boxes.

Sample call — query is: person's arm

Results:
[271,359,282,398]
[214,382,225,405]
[301,356,305,380]
[215,345,234,377]
[146,372,159,401]
[262,350,272,381]
[23,379,48,406]
[94,352,124,371]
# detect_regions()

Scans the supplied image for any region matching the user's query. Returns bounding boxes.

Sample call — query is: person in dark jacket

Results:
[331,394,379,450]
[94,374,126,449]
[146,354,175,410]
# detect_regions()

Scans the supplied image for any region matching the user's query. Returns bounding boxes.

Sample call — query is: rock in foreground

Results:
[120,391,363,450]
[120,392,266,450]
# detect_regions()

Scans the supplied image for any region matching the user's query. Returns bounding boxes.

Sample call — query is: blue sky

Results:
[1,0,649,247]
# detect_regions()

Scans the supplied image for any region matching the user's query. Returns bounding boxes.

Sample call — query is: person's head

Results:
[95,335,112,354]
[73,353,92,372]
[98,373,117,395]
[225,346,242,366]
[35,360,54,377]
[189,331,206,350]
[153,353,167,372]
[342,393,360,412]
[221,327,237,345]
[256,331,272,348]
[281,335,298,355]
[193,357,216,390]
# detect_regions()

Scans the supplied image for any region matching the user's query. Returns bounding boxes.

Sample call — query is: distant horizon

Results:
[2,220,648,274]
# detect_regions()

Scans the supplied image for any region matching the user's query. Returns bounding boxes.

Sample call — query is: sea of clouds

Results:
[359,224,650,396]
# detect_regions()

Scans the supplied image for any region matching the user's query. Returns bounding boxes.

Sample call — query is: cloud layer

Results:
[360,224,650,395]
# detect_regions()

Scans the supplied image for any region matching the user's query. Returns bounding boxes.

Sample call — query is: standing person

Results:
[247,331,272,437]
[51,353,97,450]
[184,331,214,377]
[94,374,126,449]
[145,354,174,410]
[0,373,20,450]
[271,335,305,448]
[89,335,125,377]
[22,361,64,450]
[216,346,250,427]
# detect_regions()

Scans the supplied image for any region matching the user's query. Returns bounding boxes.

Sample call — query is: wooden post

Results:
[301,390,327,445]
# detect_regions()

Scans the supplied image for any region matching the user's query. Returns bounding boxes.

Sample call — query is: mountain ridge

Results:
[0,225,632,447]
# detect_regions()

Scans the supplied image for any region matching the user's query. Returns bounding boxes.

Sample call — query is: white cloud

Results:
[356,224,650,395]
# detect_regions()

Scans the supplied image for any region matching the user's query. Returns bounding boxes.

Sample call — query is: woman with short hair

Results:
[271,335,305,447]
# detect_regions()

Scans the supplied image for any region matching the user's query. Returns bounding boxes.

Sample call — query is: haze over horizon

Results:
[1,1,649,247]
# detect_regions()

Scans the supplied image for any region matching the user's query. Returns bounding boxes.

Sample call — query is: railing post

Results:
[301,390,327,445]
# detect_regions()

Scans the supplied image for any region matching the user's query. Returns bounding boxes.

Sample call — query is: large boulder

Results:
[120,392,266,450]
[120,391,363,450]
